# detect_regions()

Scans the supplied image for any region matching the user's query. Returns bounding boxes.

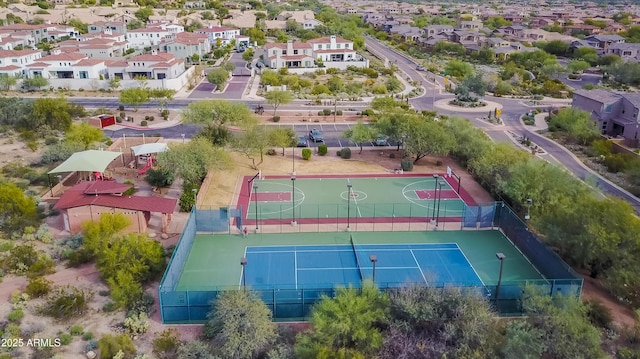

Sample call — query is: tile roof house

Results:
[161,32,211,62]
[263,36,368,71]
[108,50,185,80]
[54,181,177,234]
[193,25,240,46]
[606,43,640,62]
[573,89,640,146]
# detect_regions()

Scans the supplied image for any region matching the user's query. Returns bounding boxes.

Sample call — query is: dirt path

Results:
[581,274,637,329]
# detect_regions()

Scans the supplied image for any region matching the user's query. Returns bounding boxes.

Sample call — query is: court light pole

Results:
[435,182,444,229]
[254,185,259,232]
[369,255,377,284]
[240,257,248,291]
[431,174,439,220]
[291,173,296,226]
[346,184,353,231]
[495,253,506,305]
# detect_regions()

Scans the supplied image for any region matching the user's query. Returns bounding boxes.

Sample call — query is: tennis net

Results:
[350,234,366,280]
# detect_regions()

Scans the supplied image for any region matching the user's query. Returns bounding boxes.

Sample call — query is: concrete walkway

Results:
[104,118,182,131]
[434,98,503,113]
[524,112,549,131]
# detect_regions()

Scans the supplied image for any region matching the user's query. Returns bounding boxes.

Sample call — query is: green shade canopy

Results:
[48,150,122,174]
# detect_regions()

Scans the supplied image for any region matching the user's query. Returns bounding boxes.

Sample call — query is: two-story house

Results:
[308,36,358,63]
[126,26,173,49]
[0,24,51,44]
[606,43,640,62]
[573,89,640,145]
[194,25,241,46]
[263,36,367,70]
[161,32,211,62]
[302,19,324,30]
[58,38,128,58]
[424,25,454,37]
[107,51,185,80]
[88,21,127,35]
[25,52,87,79]
[264,40,315,69]
[0,49,41,77]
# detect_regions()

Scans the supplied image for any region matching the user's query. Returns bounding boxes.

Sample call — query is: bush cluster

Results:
[340,148,351,159]
[318,144,328,156]
[302,148,312,160]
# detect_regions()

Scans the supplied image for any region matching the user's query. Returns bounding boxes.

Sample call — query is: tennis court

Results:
[237,174,475,224]
[243,242,485,289]
[174,230,544,292]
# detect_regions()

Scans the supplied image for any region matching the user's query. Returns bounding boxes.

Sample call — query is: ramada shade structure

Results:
[131,143,168,157]
[48,150,122,174]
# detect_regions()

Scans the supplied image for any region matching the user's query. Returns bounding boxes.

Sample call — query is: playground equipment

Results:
[138,157,152,176]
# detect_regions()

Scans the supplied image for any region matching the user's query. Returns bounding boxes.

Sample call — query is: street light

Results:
[291,173,296,226]
[495,253,506,305]
[435,182,444,229]
[292,137,296,173]
[369,255,377,283]
[346,184,353,230]
[525,198,532,220]
[181,133,185,143]
[431,174,439,220]
[240,257,248,291]
[254,185,259,231]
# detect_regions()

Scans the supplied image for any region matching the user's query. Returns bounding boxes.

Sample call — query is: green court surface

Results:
[175,230,545,292]
[241,176,467,221]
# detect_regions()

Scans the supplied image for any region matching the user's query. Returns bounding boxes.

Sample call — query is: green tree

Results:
[541,62,568,79]
[468,143,530,194]
[326,76,344,93]
[264,90,294,116]
[246,27,266,45]
[404,117,456,163]
[145,167,175,194]
[242,48,254,62]
[380,286,499,358]
[203,290,276,358]
[501,320,547,359]
[31,97,73,131]
[260,69,281,86]
[0,74,18,90]
[119,88,149,111]
[573,47,599,65]
[181,99,257,131]
[67,18,88,34]
[222,62,236,72]
[385,76,403,93]
[547,108,599,145]
[126,19,144,30]
[65,123,103,149]
[157,137,232,186]
[311,84,331,95]
[0,181,37,232]
[268,127,296,155]
[135,7,154,22]
[484,16,511,29]
[522,285,606,358]
[343,120,375,154]
[543,40,570,56]
[109,76,121,91]
[233,125,271,169]
[461,72,486,97]
[23,76,48,90]
[295,281,389,358]
[177,341,215,359]
[207,68,230,90]
[444,59,473,79]
[568,60,590,74]
[443,116,492,165]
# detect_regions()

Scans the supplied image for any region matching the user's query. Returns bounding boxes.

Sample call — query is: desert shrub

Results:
[604,153,632,173]
[118,105,124,111]
[40,141,85,164]
[27,255,56,278]
[69,325,84,336]
[98,334,135,359]
[323,108,331,116]
[4,323,21,338]
[336,150,342,156]
[82,332,94,340]
[85,339,98,351]
[35,224,53,243]
[140,120,148,127]
[26,276,52,298]
[272,116,280,122]
[179,189,197,212]
[103,301,117,312]
[116,117,122,123]
[66,247,93,268]
[127,293,154,316]
[59,333,72,345]
[153,328,180,359]
[124,312,150,335]
[7,309,24,323]
[586,300,613,329]
[318,144,328,156]
[590,139,613,157]
[340,147,351,159]
[161,109,169,119]
[361,109,374,116]
[302,148,312,160]
[3,244,38,275]
[389,153,396,159]
[149,116,154,121]
[266,148,277,156]
[40,286,90,320]
[336,110,342,115]
[318,111,324,116]
[401,158,413,171]
[22,322,45,337]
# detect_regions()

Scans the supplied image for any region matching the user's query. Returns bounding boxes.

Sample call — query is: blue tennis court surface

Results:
[242,243,485,289]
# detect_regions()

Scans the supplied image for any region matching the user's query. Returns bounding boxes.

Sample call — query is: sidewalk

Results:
[526,113,549,131]
[242,73,263,101]
[104,118,182,131]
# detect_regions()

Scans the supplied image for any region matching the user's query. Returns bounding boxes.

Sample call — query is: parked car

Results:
[374,135,390,146]
[416,65,426,71]
[296,136,309,147]
[309,128,324,142]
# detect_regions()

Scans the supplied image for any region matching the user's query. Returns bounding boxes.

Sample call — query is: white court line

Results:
[245,243,460,249]
[297,266,420,271]
[239,246,248,288]
[410,249,429,285]
[454,243,486,287]
[248,248,460,254]
[294,250,298,290]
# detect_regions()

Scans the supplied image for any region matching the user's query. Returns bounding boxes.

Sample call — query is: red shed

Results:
[89,114,116,129]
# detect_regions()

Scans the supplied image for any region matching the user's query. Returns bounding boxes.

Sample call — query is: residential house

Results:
[184,1,205,8]
[263,36,368,71]
[108,51,185,80]
[88,22,127,35]
[0,24,51,44]
[564,24,601,35]
[194,25,241,46]
[0,32,35,50]
[161,32,211,62]
[303,19,324,30]
[54,181,176,234]
[58,38,128,58]
[573,89,640,145]
[126,26,173,49]
[0,49,41,77]
[493,25,525,38]
[583,34,625,53]
[26,52,88,79]
[606,43,640,62]
[424,25,454,37]
[458,20,483,30]
[388,25,423,42]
